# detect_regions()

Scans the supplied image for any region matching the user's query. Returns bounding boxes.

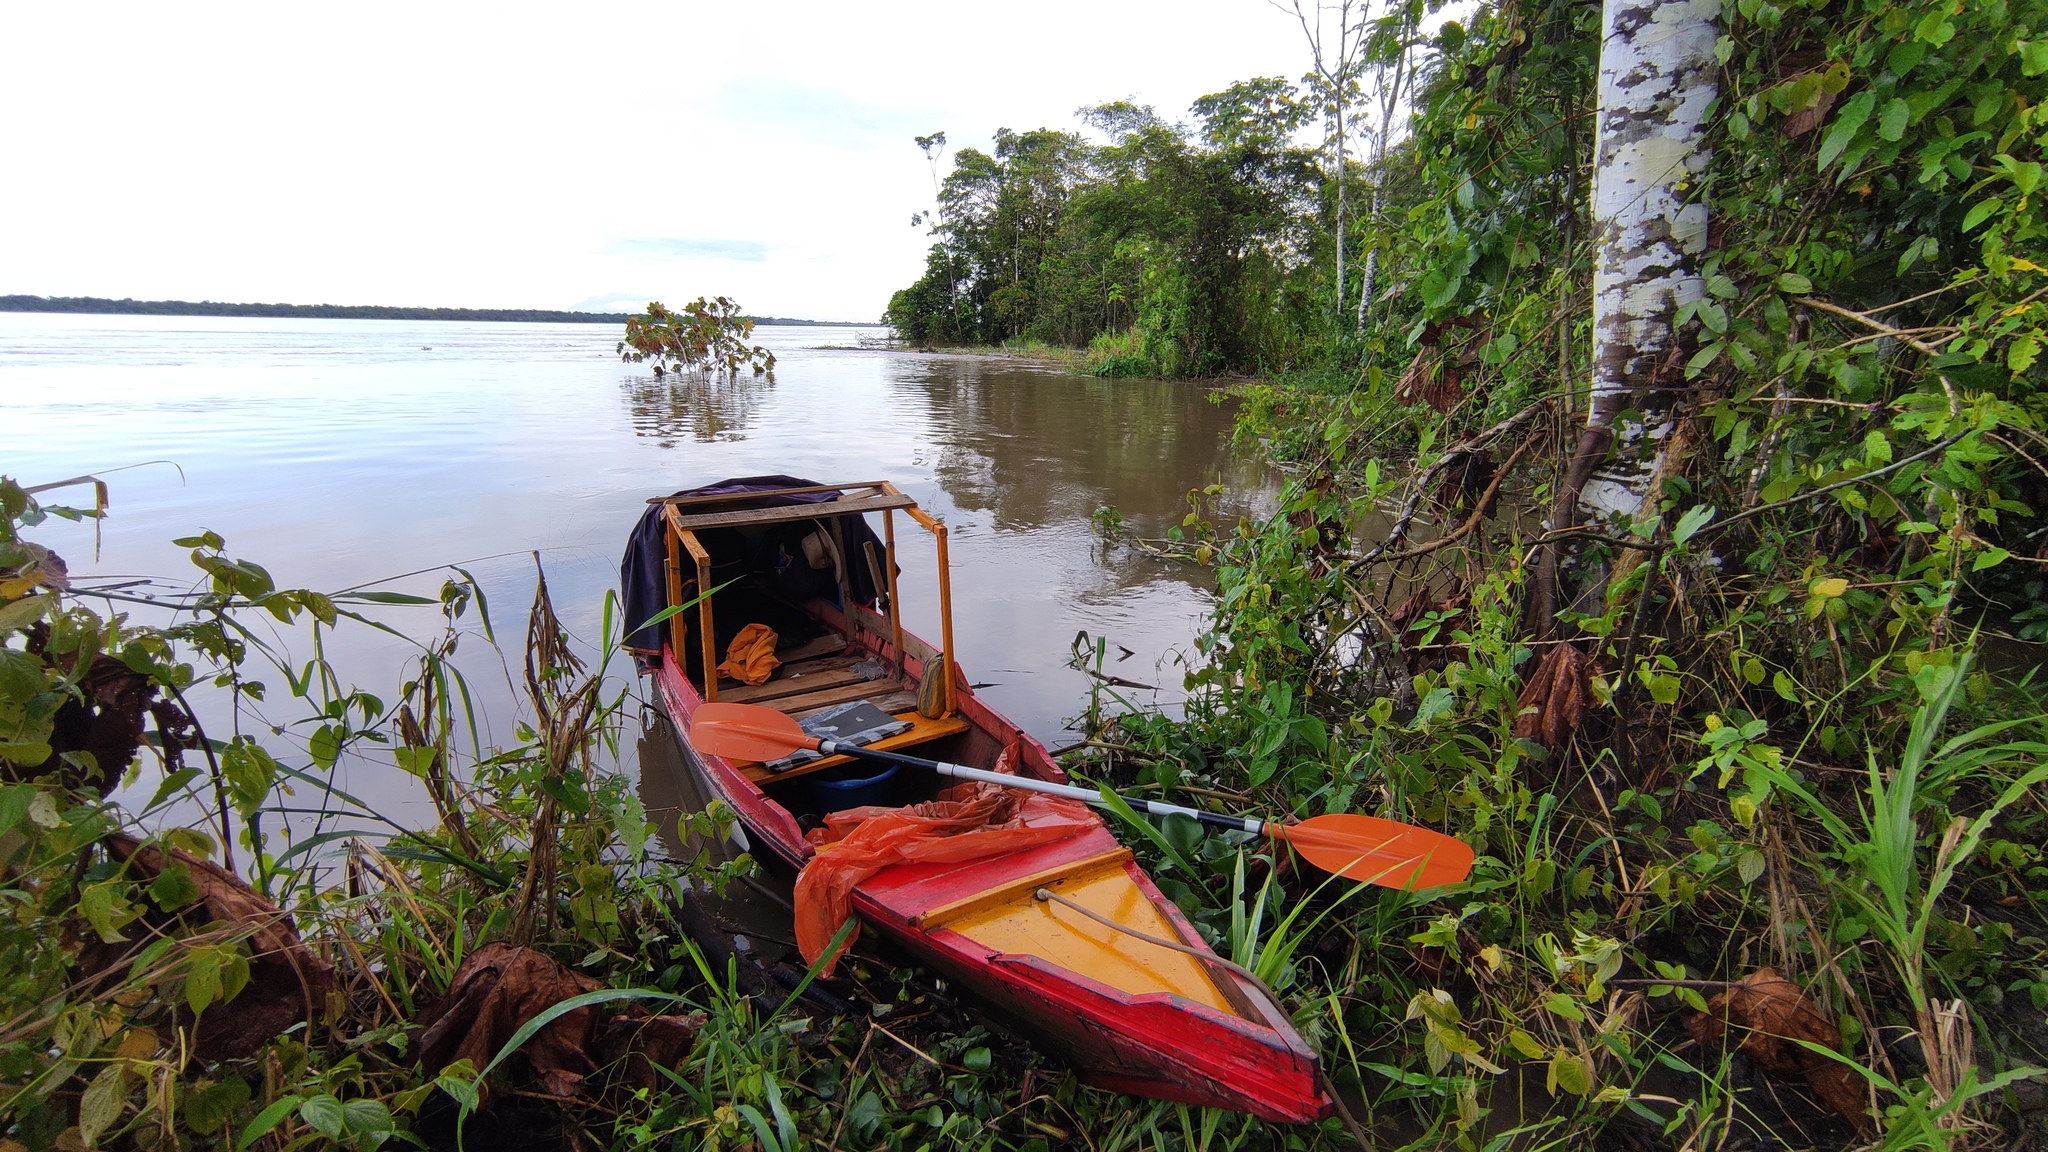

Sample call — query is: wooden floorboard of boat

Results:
[718,659,869,704]
[769,678,906,715]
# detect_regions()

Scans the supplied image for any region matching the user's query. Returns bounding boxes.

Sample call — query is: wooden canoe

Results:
[633,479,1331,1123]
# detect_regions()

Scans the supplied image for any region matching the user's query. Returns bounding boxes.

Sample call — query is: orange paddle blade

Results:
[1270,814,1475,890]
[689,702,819,762]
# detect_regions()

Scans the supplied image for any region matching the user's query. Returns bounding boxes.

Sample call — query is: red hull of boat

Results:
[653,652,1332,1123]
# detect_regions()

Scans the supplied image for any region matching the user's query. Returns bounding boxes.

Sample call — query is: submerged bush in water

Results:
[617,296,776,379]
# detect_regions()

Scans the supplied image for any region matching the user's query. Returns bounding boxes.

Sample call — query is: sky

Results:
[0,2,1321,322]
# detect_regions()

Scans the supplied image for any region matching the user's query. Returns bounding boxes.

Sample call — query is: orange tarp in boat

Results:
[794,746,1092,975]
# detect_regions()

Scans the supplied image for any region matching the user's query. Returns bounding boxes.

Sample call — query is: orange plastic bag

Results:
[717,623,780,685]
[793,746,1093,975]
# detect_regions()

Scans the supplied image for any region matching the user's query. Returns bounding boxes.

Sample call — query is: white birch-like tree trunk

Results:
[1534,0,1718,628]
[1575,0,1721,519]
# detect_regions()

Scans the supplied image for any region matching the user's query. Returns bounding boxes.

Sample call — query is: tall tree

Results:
[1536,0,1720,624]
[1277,0,1365,324]
[1354,0,1423,330]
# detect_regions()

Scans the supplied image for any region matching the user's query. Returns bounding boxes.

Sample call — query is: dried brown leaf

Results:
[104,834,335,1060]
[1687,968,1870,1132]
[1513,643,1588,750]
[415,942,603,1098]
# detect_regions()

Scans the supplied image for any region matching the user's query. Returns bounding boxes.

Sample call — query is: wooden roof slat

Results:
[648,481,891,508]
[663,492,916,531]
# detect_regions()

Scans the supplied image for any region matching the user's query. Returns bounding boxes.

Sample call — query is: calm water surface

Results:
[1,313,1272,833]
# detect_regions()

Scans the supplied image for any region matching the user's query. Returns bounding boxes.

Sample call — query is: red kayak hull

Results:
[653,645,1331,1123]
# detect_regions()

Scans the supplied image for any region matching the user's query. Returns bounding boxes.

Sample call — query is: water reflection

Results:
[888,357,1269,539]
[621,370,774,445]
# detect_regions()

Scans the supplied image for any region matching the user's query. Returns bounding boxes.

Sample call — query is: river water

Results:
[1,313,1272,834]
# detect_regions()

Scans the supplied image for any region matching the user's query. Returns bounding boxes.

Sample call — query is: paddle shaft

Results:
[815,740,1267,835]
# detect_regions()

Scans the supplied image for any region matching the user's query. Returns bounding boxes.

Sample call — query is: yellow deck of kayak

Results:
[915,849,1233,1013]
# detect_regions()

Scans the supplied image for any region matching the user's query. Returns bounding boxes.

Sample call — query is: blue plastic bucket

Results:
[809,764,900,813]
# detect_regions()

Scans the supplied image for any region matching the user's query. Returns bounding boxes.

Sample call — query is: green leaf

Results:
[0,593,51,635]
[79,881,137,943]
[1672,504,1717,545]
[79,1063,128,1147]
[1961,198,2002,232]
[342,1098,394,1137]
[1649,674,1681,706]
[185,1077,252,1134]
[1550,1050,1593,1096]
[338,590,437,605]
[187,946,224,1014]
[2025,40,2048,77]
[1686,341,1725,376]
[1773,671,1800,703]
[145,767,203,812]
[148,862,201,910]
[1817,90,1875,169]
[1160,811,1205,858]
[0,648,46,700]
[237,1095,303,1151]
[964,1046,993,1071]
[0,784,36,836]
[1738,849,1767,885]
[1972,547,2010,571]
[299,1095,346,1140]
[1774,272,1813,295]
[1877,98,1910,142]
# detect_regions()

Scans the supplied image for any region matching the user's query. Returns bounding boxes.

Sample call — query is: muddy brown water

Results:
[1,315,1275,848]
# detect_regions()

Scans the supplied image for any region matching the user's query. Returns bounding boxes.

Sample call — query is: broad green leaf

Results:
[79,881,137,943]
[1550,1050,1593,1096]
[0,648,45,699]
[1738,849,1767,885]
[1810,577,1849,598]
[1649,674,1681,706]
[237,1095,302,1151]
[185,1076,252,1134]
[0,785,36,835]
[1877,98,1910,141]
[1773,671,1800,703]
[1775,272,1813,295]
[1817,91,1875,169]
[963,1046,993,1071]
[147,862,200,910]
[341,1098,394,1137]
[298,1094,346,1140]
[79,1063,128,1148]
[2025,40,2048,77]
[1972,547,2010,571]
[1672,504,1716,545]
[186,946,224,1014]
[1961,198,2002,232]
[0,594,51,634]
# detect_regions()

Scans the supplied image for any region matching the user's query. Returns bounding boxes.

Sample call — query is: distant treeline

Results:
[0,295,870,326]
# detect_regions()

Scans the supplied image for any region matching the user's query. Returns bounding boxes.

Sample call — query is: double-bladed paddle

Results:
[688,701,1475,890]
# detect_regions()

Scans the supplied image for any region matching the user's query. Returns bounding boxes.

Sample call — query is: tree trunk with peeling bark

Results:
[1533,0,1719,631]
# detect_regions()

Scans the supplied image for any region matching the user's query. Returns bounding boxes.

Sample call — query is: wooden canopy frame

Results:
[651,480,955,715]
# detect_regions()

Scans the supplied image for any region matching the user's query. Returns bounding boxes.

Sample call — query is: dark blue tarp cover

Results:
[621,476,887,654]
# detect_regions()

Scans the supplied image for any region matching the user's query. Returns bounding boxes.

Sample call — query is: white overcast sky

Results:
[0,2,1322,322]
